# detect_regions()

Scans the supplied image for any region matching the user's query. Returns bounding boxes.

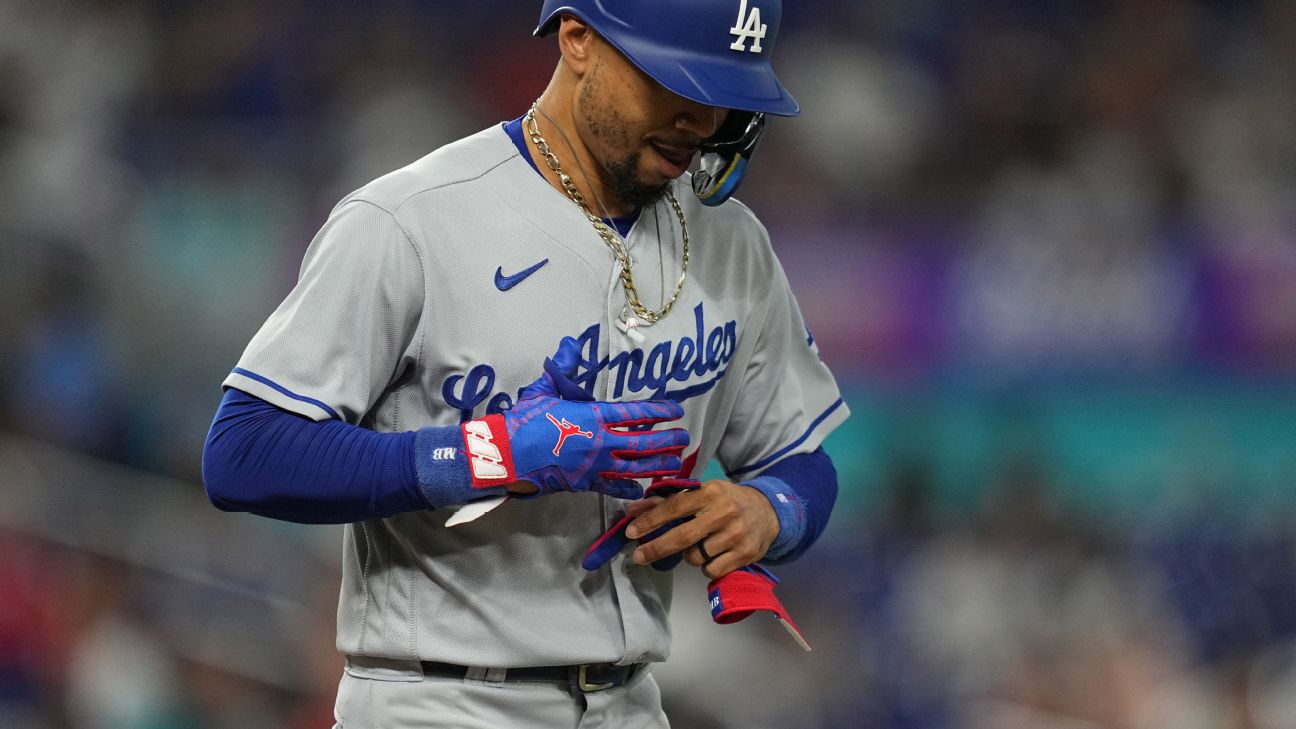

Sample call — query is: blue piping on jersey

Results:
[230,368,341,421]
[728,398,846,478]
[503,116,541,175]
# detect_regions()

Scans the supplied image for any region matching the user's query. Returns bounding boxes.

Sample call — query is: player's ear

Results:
[557,14,595,76]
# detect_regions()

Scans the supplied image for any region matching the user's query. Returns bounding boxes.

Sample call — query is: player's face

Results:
[574,36,728,210]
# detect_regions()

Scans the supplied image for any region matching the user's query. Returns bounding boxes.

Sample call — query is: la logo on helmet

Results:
[729,0,768,53]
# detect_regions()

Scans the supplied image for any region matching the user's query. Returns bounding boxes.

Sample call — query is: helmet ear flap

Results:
[709,110,760,147]
[692,112,766,207]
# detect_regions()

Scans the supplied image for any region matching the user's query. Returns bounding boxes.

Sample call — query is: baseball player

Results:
[201,1,848,727]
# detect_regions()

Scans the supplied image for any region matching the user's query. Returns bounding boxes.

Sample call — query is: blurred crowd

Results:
[4,441,1295,729]
[1,1,1294,728]
[0,439,343,729]
[2,0,1294,475]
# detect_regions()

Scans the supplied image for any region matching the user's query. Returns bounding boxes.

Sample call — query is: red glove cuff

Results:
[461,415,517,488]
[708,566,811,651]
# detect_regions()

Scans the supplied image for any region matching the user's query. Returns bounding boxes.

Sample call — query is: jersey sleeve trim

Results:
[727,398,847,478]
[228,368,341,421]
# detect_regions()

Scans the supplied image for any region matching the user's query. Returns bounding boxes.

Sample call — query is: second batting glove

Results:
[583,478,701,571]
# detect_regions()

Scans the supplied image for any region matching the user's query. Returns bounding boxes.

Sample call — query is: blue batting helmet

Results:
[535,0,798,205]
[534,0,799,117]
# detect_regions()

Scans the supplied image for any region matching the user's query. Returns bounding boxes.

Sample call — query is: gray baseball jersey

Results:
[224,123,848,668]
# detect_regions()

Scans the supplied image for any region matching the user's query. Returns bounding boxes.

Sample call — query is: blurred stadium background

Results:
[2,1,1295,727]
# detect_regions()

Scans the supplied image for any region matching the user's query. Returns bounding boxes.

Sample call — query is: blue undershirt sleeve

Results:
[740,446,838,564]
[201,388,506,524]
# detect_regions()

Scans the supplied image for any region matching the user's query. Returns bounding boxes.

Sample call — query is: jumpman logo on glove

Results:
[546,413,593,456]
[459,337,689,499]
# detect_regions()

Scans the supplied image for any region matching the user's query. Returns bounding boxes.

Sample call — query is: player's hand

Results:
[623,479,780,579]
[460,338,688,500]
[582,479,698,572]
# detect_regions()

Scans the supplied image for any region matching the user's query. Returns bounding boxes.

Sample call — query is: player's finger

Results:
[625,496,664,518]
[607,427,689,456]
[609,444,687,463]
[701,550,747,580]
[683,544,706,567]
[602,454,681,479]
[700,525,741,553]
[624,489,704,540]
[603,400,685,428]
[645,478,701,497]
[607,448,685,467]
[632,517,709,565]
[698,526,764,579]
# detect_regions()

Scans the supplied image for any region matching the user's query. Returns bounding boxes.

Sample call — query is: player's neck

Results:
[526,94,636,218]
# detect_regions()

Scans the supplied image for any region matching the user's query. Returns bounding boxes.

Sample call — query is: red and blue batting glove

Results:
[582,478,701,571]
[461,338,688,500]
[708,564,812,651]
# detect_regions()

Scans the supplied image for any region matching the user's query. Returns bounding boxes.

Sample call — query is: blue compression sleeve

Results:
[202,389,505,524]
[741,446,838,564]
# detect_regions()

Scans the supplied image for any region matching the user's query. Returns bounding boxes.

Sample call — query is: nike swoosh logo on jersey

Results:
[494,259,549,291]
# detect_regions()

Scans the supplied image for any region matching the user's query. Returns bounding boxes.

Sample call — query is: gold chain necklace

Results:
[525,104,689,324]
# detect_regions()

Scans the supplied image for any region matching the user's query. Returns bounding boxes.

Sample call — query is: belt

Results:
[419,660,643,693]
